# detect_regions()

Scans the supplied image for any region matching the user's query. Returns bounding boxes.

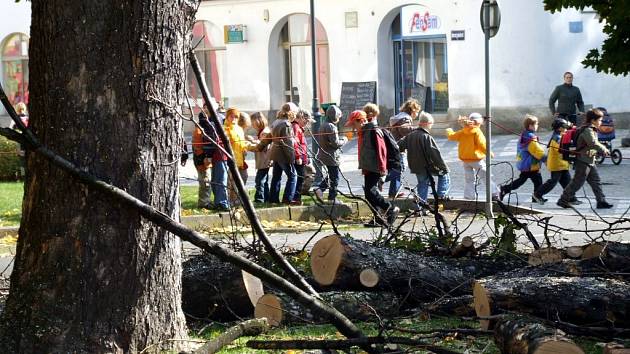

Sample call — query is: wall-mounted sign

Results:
[451,30,465,40]
[224,25,247,44]
[401,5,443,37]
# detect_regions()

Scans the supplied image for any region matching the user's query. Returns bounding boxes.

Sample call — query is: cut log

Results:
[474,276,630,330]
[581,242,630,272]
[528,247,564,266]
[604,343,630,354]
[565,246,584,259]
[182,254,264,321]
[420,295,475,316]
[254,291,399,326]
[451,236,477,258]
[493,316,584,354]
[310,235,525,303]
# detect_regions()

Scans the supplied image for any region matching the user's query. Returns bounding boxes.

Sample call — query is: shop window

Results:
[187,21,226,110]
[2,33,29,105]
[280,14,330,109]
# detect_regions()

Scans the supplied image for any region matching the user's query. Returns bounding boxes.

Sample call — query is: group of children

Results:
[189,98,614,220]
[499,108,613,209]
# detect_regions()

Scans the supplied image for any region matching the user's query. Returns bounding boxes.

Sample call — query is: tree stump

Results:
[474,276,630,330]
[254,291,399,326]
[494,316,584,354]
[182,254,264,321]
[451,236,477,258]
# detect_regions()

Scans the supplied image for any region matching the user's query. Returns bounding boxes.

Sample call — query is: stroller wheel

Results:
[595,152,606,165]
[611,149,622,165]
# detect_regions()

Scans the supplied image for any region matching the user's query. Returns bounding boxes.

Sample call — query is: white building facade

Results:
[192,0,630,127]
[2,1,628,127]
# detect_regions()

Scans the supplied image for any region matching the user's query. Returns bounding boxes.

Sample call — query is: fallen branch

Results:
[194,318,269,354]
[247,337,460,353]
[496,200,540,250]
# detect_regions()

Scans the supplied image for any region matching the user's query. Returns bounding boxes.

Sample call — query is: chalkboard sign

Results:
[338,81,377,126]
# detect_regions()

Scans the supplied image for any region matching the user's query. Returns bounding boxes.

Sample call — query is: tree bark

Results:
[310,235,525,303]
[254,291,399,326]
[474,276,630,330]
[0,1,196,352]
[182,254,264,321]
[493,316,584,354]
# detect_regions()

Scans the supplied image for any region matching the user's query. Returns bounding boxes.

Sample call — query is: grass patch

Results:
[190,315,607,353]
[1,183,356,226]
[191,317,497,353]
[0,182,23,227]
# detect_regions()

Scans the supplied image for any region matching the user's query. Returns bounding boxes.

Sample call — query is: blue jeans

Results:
[318,165,340,201]
[212,160,229,208]
[270,161,297,203]
[254,168,270,203]
[416,173,451,202]
[385,169,402,198]
[385,153,405,197]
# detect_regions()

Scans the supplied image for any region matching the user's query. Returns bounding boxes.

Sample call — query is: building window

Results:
[280,14,330,108]
[187,21,226,110]
[2,33,29,105]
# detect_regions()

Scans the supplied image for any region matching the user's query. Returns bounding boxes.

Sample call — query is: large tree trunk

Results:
[0,1,196,352]
[474,276,630,330]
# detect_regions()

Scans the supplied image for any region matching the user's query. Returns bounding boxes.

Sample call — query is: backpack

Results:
[560,126,586,163]
[380,128,402,171]
[198,113,220,158]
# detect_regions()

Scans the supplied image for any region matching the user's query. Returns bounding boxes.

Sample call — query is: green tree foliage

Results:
[544,0,630,76]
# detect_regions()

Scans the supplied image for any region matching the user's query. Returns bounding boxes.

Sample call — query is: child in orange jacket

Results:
[445,113,499,200]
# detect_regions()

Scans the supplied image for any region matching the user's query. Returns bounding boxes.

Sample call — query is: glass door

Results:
[393,37,448,113]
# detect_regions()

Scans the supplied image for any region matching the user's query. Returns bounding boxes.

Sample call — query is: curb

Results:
[0,199,539,238]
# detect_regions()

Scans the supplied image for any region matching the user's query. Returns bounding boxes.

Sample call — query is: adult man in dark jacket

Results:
[398,112,450,204]
[549,72,585,125]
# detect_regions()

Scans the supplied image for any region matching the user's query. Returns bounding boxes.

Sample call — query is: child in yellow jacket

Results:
[533,118,580,205]
[446,113,499,200]
[499,114,547,202]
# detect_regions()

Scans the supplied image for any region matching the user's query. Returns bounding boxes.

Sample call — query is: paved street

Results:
[181,129,630,218]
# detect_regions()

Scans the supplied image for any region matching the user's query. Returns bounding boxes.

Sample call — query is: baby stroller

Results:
[595,107,622,165]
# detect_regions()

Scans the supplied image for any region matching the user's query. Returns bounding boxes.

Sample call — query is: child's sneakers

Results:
[531,194,548,205]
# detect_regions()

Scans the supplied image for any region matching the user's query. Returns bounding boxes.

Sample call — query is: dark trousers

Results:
[502,171,543,194]
[254,168,269,203]
[536,170,571,198]
[560,162,606,203]
[364,171,391,211]
[318,165,340,200]
[293,164,305,202]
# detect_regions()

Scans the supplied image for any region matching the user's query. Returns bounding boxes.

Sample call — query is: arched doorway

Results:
[269,14,330,111]
[187,21,226,110]
[378,5,449,113]
[2,33,29,105]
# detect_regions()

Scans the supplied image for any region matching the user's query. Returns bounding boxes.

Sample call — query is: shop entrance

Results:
[391,11,448,113]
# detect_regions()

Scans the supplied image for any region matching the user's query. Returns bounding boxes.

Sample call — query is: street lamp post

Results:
[310,0,321,140]
[480,0,500,217]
